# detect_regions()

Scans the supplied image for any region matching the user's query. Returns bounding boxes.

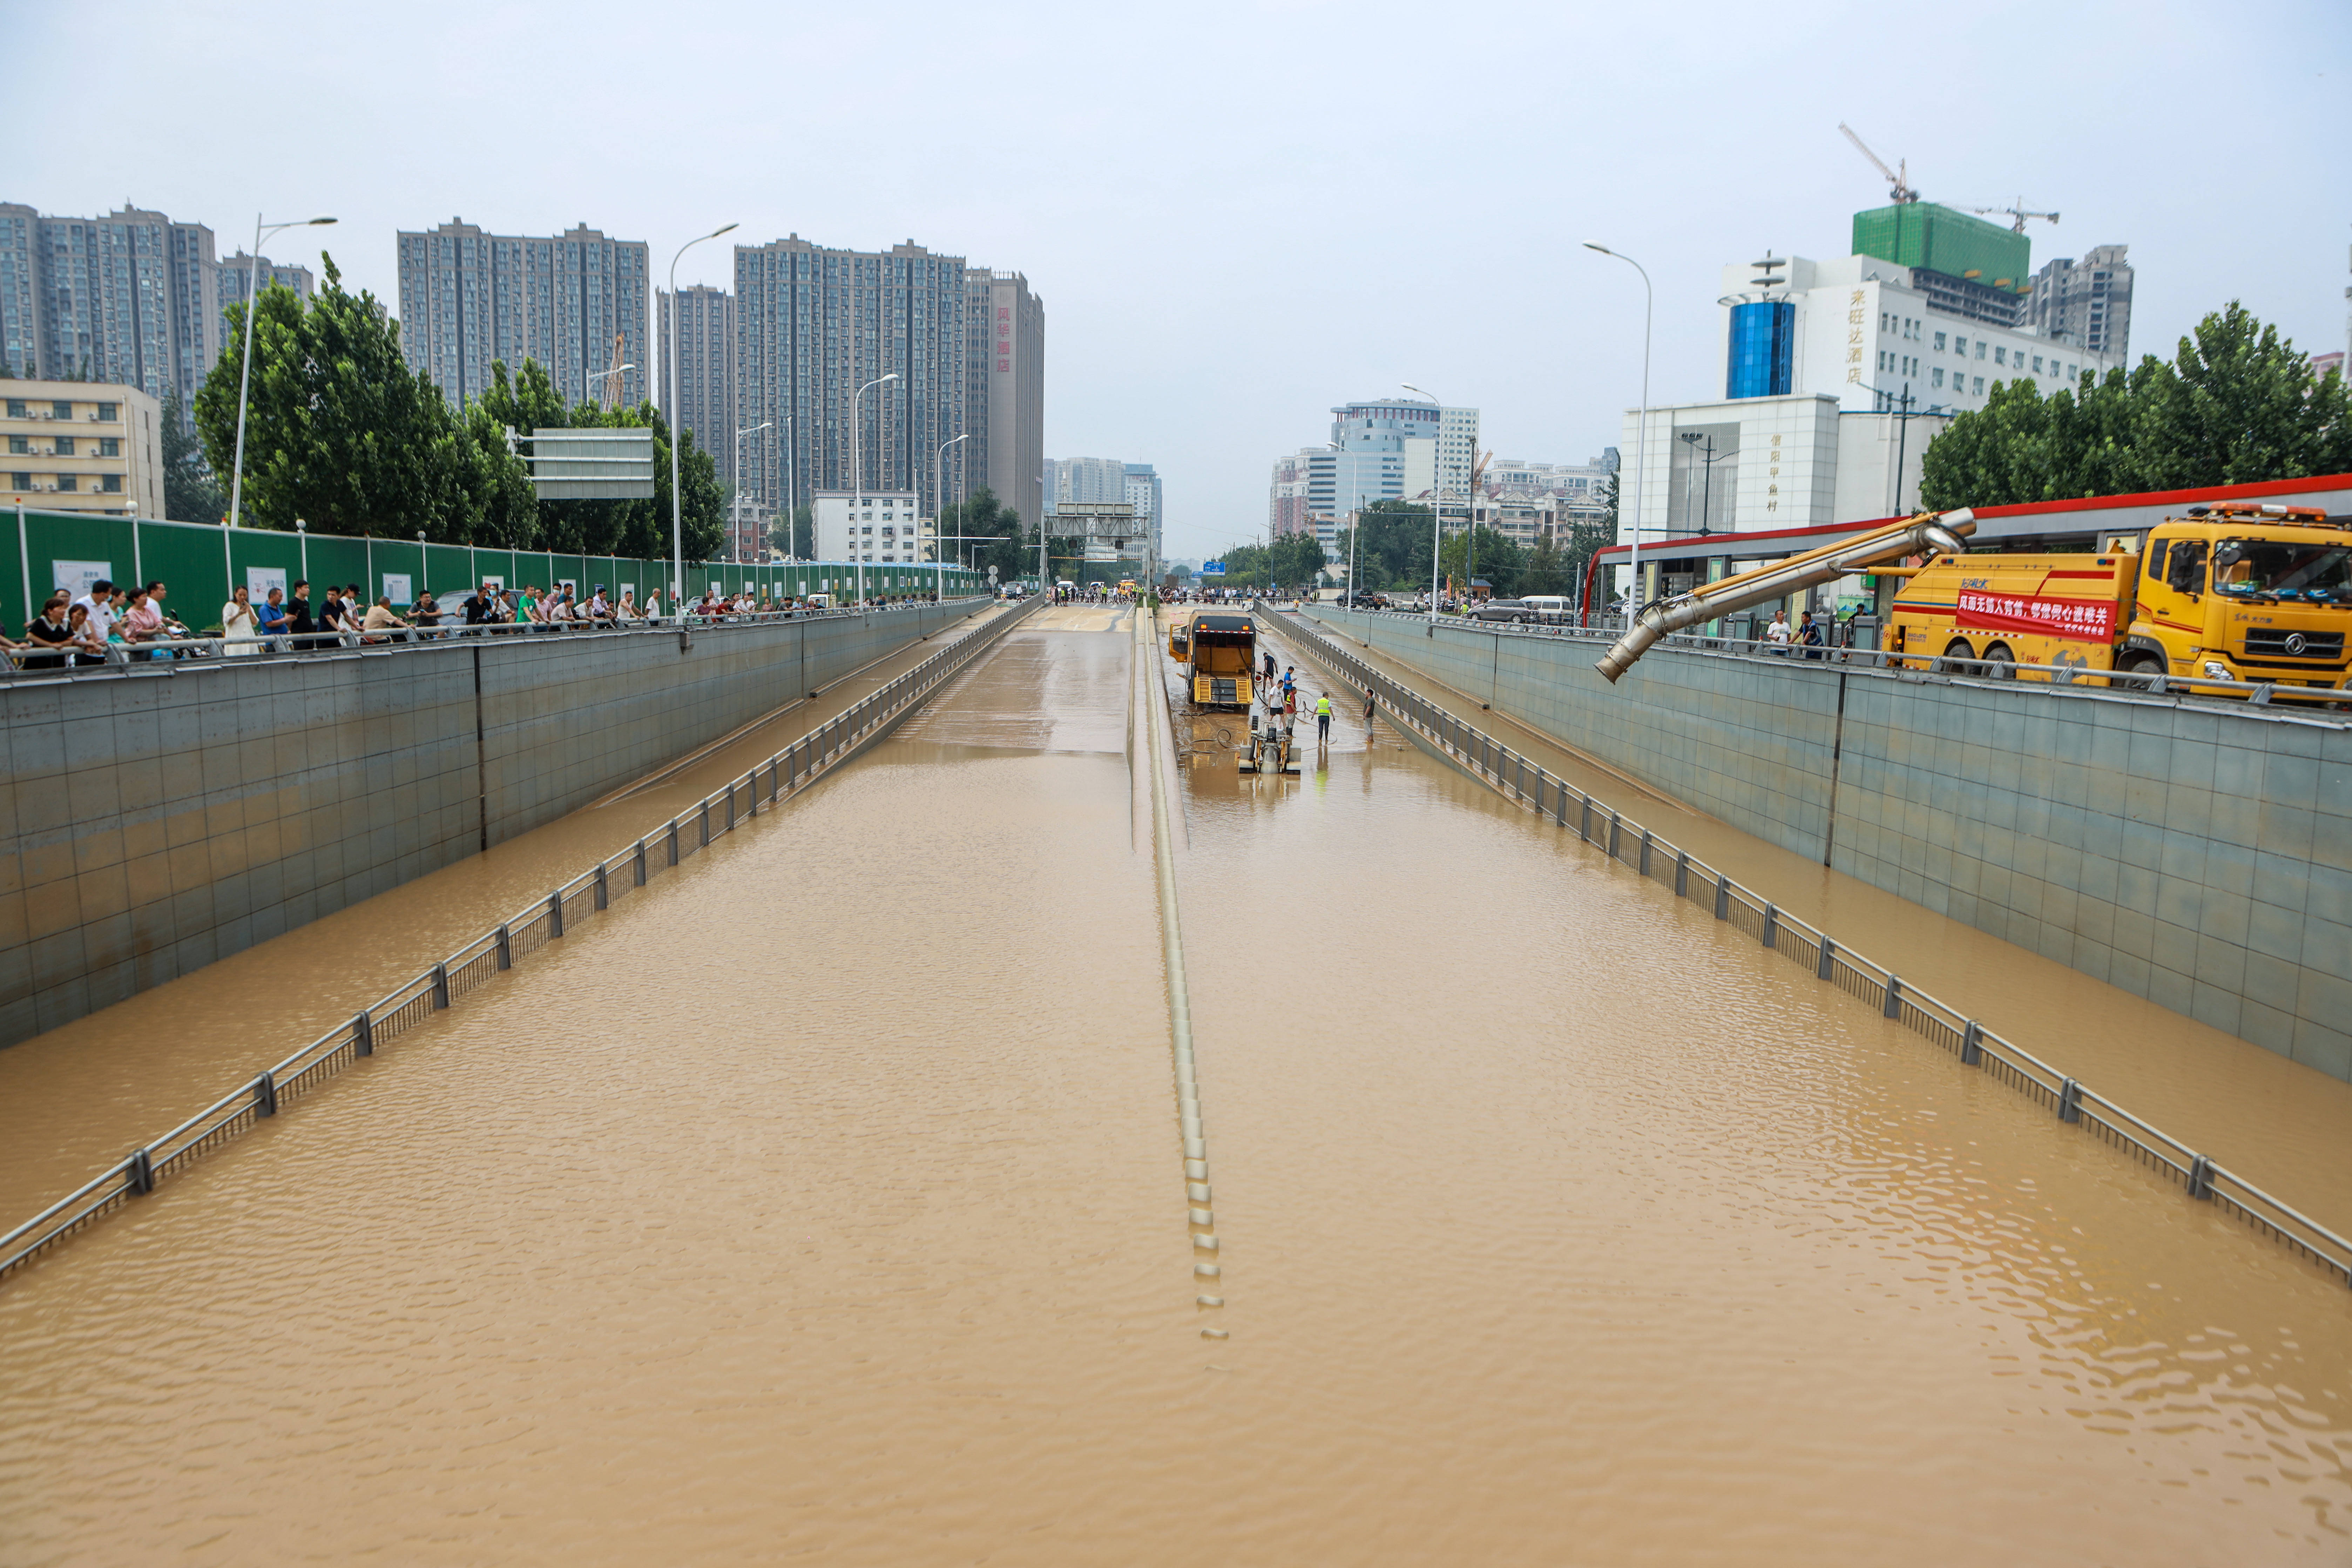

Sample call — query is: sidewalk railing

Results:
[0,595,1039,1282]
[1263,601,2352,1291]
[0,596,992,684]
[1326,605,2352,716]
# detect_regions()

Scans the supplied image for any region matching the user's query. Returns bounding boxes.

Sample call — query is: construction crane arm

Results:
[1838,122,1917,204]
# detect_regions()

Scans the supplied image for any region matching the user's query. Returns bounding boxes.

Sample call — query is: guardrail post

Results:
[1883,976,1903,1019]
[1675,850,1689,897]
[769,758,780,803]
[1960,1020,1984,1066]
[725,782,736,829]
[634,840,648,886]
[432,962,450,1008]
[1817,936,1836,980]
[2186,1154,2215,1200]
[252,1070,278,1118]
[1761,903,1778,948]
[1607,812,1622,861]
[1554,780,1569,827]
[1715,872,1731,919]
[1579,799,1591,842]
[1638,829,1653,877]
[547,890,565,938]
[2057,1079,2082,1123]
[699,802,711,846]
[668,822,680,865]
[595,863,609,910]
[127,1147,155,1195]
[352,1010,374,1056]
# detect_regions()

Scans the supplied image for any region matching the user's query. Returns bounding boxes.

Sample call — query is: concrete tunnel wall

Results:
[1301,606,2352,1083]
[0,601,989,1046]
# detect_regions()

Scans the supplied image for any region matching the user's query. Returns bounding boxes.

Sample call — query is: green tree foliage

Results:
[1440,526,1525,597]
[1215,532,1327,590]
[1920,302,2352,510]
[767,503,814,559]
[940,489,1029,582]
[1334,500,1440,591]
[160,394,226,523]
[470,359,723,560]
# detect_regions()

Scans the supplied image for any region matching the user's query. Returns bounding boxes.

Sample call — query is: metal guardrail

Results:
[0,595,1040,1282]
[1327,605,2352,716]
[1263,601,2352,1292]
[0,597,993,685]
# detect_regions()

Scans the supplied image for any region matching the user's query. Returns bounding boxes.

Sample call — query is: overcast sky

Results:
[18,0,2352,560]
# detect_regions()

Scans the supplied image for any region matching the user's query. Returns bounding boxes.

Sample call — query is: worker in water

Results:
[1263,650,1276,683]
[1314,691,1333,743]
[1362,688,1375,727]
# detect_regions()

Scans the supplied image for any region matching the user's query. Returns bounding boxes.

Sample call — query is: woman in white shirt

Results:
[220,584,261,656]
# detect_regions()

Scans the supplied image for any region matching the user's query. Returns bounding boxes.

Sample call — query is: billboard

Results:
[528,428,656,500]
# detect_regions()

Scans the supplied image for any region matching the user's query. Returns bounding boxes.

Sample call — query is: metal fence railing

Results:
[1324,605,2352,716]
[1262,601,2352,1291]
[0,595,1041,1283]
[0,596,995,685]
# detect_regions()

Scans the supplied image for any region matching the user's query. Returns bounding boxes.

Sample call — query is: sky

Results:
[16,0,2352,562]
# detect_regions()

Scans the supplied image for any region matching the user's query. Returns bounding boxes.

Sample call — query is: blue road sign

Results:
[1201,560,1225,575]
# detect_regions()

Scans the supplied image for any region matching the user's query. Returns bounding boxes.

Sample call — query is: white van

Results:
[1521,595,1572,622]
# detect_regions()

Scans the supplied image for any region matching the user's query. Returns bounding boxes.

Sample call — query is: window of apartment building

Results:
[2033,356,2046,374]
[101,474,121,493]
[1993,346,2007,366]
[1932,368,1945,389]
[9,472,28,489]
[7,436,24,455]
[1954,336,1968,356]
[1976,341,1988,360]
[56,474,76,492]
[96,403,118,421]
[1934,331,1947,352]
[53,436,73,457]
[51,401,71,420]
[99,437,119,457]
[5,400,23,419]
[1973,377,1985,394]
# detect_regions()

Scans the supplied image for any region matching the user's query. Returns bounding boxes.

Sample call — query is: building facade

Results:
[0,203,233,416]
[395,219,650,411]
[2027,245,2134,359]
[967,268,1045,530]
[1123,463,1163,557]
[812,489,930,565]
[3,381,165,519]
[657,283,737,494]
[1045,455,1127,509]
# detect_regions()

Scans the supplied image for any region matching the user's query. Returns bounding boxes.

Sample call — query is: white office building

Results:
[814,489,933,564]
[1615,250,2119,552]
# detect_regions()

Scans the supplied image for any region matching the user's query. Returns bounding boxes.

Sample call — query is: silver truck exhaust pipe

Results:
[1595,509,1975,684]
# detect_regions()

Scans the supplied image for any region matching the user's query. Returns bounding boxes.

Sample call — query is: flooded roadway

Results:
[0,605,2348,1563]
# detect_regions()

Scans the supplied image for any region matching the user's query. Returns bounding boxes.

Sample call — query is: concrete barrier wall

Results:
[1302,606,2352,1082]
[0,603,986,1043]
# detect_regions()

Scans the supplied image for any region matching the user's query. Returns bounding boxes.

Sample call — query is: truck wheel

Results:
[1942,638,1976,675]
[2118,650,2166,683]
[1981,643,2018,678]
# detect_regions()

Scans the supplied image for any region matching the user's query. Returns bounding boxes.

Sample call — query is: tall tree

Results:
[160,393,225,523]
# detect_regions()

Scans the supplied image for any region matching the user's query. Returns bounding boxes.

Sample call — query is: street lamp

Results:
[1401,383,1445,624]
[779,413,797,561]
[1583,243,1652,629]
[733,421,771,565]
[934,431,969,602]
[229,214,336,530]
[667,222,738,621]
[588,361,636,411]
[851,372,898,607]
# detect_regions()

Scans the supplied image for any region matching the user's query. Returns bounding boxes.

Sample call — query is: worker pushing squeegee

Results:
[1594,507,1978,684]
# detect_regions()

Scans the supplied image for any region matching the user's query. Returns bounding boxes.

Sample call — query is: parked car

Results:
[1469,598,1530,622]
[1343,590,1385,610]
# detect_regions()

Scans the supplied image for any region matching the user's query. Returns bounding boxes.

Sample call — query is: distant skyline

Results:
[14,0,2350,562]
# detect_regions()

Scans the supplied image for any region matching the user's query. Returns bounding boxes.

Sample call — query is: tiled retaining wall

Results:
[1303,607,2352,1082]
[0,603,986,1043]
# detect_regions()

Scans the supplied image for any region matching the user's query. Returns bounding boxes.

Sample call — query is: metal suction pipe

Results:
[1594,509,1974,683]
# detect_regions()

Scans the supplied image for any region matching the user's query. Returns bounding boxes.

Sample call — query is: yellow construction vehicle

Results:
[1168,611,1256,709]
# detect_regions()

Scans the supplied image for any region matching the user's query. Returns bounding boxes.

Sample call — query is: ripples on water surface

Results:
[0,619,2345,1565]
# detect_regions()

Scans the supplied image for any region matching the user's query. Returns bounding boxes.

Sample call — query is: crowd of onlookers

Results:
[3,576,946,674]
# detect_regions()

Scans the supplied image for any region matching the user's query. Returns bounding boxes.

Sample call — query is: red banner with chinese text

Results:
[1954,589,2117,643]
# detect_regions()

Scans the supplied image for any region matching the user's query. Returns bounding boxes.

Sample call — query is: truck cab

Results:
[2122,503,2351,688]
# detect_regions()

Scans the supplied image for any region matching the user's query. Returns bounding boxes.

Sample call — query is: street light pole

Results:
[588,361,636,411]
[1583,244,1652,630]
[781,414,796,562]
[667,222,738,622]
[935,431,969,602]
[851,372,899,607]
[229,214,335,529]
[733,421,771,566]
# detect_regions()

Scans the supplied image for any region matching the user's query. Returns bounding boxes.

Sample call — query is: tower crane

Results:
[1838,122,1918,204]
[1965,201,2059,234]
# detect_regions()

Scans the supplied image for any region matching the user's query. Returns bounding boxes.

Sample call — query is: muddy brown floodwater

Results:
[0,609,2347,1565]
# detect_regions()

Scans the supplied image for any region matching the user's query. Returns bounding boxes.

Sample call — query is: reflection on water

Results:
[0,615,2345,1564]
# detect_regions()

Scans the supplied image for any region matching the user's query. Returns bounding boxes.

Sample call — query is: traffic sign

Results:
[1201,560,1225,575]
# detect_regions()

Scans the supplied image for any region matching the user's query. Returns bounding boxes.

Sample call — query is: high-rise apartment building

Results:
[657,282,737,487]
[2027,245,2134,360]
[1123,463,1163,557]
[396,219,650,411]
[735,237,971,532]
[1046,455,1127,510]
[967,268,1045,529]
[0,203,229,411]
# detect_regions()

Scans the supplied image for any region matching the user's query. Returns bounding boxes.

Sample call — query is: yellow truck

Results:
[1886,501,2351,691]
[1168,611,1257,709]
